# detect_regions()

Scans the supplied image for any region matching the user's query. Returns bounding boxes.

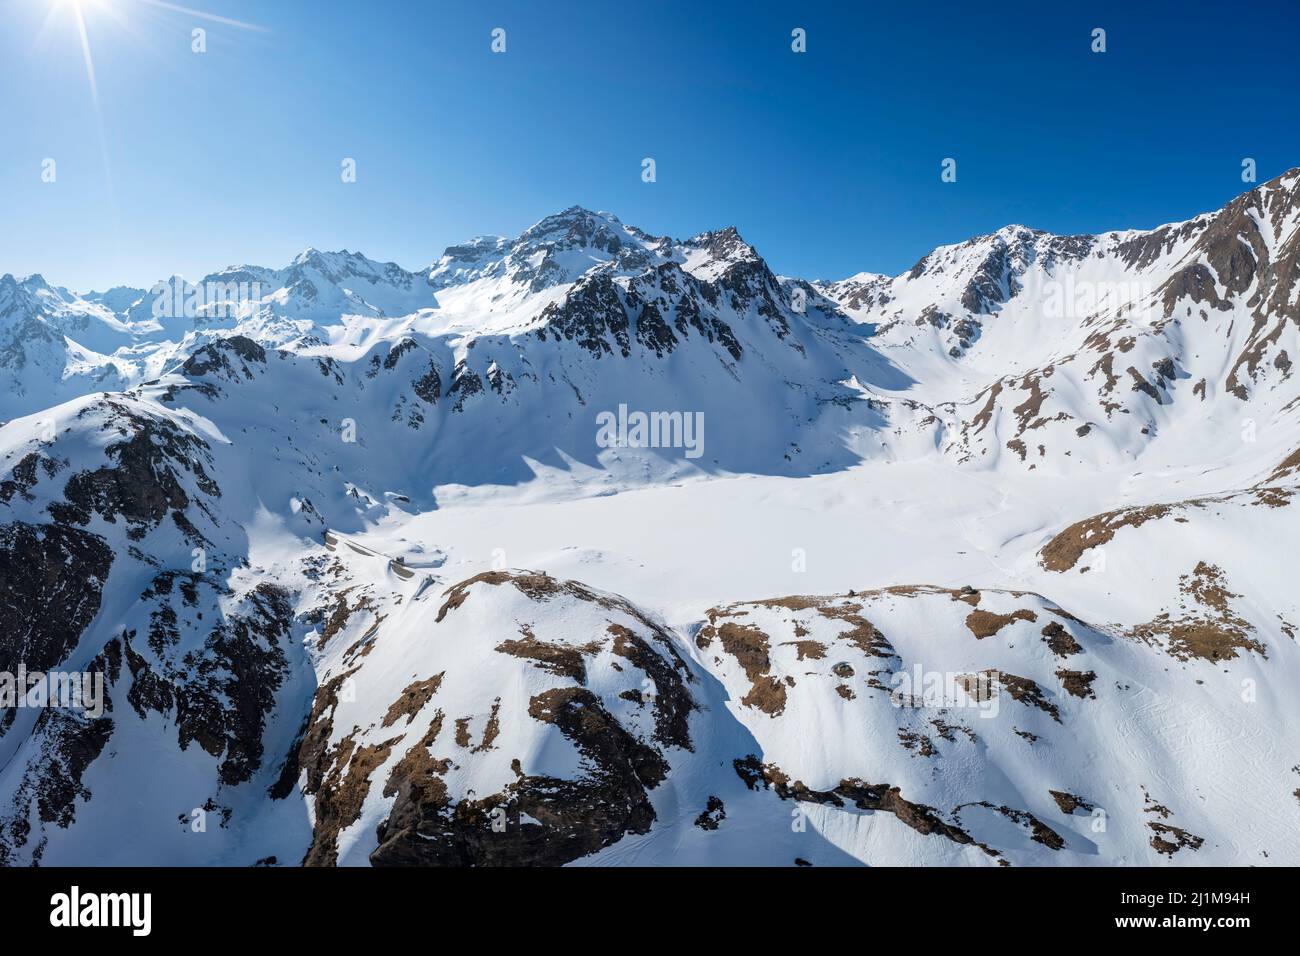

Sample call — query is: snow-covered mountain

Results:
[817,170,1300,479]
[0,249,437,422]
[2,170,1299,866]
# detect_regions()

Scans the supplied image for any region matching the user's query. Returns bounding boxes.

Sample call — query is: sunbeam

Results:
[133,0,266,32]
[44,0,266,109]
[69,1,100,107]
[36,0,265,270]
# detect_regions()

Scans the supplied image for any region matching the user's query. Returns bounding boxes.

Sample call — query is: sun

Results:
[49,0,107,106]
[38,0,264,201]
[42,0,263,107]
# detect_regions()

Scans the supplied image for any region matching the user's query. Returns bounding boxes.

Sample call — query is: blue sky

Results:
[2,0,1298,292]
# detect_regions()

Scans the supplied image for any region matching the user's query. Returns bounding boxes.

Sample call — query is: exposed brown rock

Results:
[1149,821,1204,856]
[965,608,1037,639]
[1048,790,1096,815]
[371,687,668,866]
[1055,669,1097,699]
[607,624,694,749]
[1041,620,1083,657]
[303,731,403,866]
[381,674,444,728]
[988,671,1060,722]
[494,629,602,684]
[783,639,827,660]
[1129,563,1266,662]
[705,621,786,716]
[732,754,984,851]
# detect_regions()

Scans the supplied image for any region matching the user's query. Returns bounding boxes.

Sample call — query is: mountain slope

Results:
[816,169,1300,480]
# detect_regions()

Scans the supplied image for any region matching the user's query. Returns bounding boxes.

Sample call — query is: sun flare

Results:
[44,0,263,102]
[42,0,264,114]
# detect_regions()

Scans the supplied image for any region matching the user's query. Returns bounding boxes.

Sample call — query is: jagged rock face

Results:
[118,577,296,786]
[0,569,297,864]
[0,522,113,676]
[812,170,1300,474]
[287,570,699,867]
[532,259,757,363]
[180,335,266,380]
[538,273,633,358]
[0,392,307,865]
[430,207,809,370]
[0,394,224,709]
[429,206,662,293]
[0,708,115,865]
[48,405,220,541]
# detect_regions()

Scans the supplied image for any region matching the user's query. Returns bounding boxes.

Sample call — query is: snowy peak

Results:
[896,224,1096,318]
[814,271,891,315]
[0,248,442,418]
[0,272,68,319]
[818,168,1300,356]
[430,205,665,294]
[422,207,818,370]
[285,247,429,293]
[128,249,440,349]
[83,285,150,316]
[255,248,435,314]
[516,204,627,244]
[678,225,765,282]
[429,208,779,295]
[5,169,1300,457]
[0,273,136,386]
